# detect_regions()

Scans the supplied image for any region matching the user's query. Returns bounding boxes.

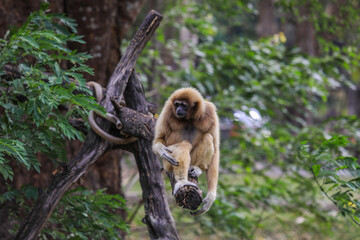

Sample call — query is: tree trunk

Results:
[65,0,147,85]
[295,5,317,56]
[256,0,279,37]
[14,10,180,240]
[0,2,147,238]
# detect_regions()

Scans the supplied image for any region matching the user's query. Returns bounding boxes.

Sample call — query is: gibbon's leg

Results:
[167,140,198,194]
[167,140,192,181]
[190,133,214,170]
[190,133,219,216]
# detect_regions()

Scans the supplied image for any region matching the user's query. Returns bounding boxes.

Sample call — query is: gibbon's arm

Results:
[191,104,220,216]
[152,106,179,166]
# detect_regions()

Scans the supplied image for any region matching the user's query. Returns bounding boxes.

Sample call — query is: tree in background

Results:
[0,0,147,198]
[0,1,147,238]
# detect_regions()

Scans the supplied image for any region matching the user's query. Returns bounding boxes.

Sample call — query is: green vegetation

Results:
[0,4,126,239]
[134,0,360,239]
[41,188,128,239]
[0,3,104,180]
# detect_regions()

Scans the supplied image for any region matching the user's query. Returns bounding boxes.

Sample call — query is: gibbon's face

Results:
[173,100,189,119]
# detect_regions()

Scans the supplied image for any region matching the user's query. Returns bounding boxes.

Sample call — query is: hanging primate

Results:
[152,88,220,215]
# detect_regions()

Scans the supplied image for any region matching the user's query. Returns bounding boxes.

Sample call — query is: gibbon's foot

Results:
[173,179,198,195]
[190,192,216,216]
[188,166,202,178]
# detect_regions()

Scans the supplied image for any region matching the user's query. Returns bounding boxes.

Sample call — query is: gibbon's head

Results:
[168,87,206,120]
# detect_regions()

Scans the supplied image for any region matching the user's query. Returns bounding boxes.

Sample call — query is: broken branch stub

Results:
[166,171,203,210]
[105,10,163,109]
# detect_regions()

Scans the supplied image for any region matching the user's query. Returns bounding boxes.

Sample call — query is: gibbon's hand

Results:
[159,144,179,166]
[190,192,216,216]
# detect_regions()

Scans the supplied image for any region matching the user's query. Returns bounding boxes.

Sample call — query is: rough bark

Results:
[1,2,147,237]
[124,73,180,239]
[15,10,169,240]
[63,0,147,201]
[15,135,109,240]
[111,98,156,141]
[256,0,279,37]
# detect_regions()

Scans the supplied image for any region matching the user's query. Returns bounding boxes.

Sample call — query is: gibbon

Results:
[152,87,220,215]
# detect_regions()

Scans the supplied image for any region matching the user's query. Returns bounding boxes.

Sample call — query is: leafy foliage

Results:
[0,3,104,180]
[40,188,129,240]
[301,135,360,226]
[0,139,28,180]
[0,4,127,239]
[1,0,359,239]
[135,0,360,239]
[0,184,39,205]
[0,185,128,239]
[276,0,360,46]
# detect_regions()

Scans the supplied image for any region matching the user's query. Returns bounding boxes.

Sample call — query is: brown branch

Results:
[111,98,156,141]
[69,101,156,141]
[124,72,180,239]
[105,10,163,110]
[15,10,164,240]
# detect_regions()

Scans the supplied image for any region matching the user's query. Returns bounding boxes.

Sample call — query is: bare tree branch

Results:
[15,10,169,240]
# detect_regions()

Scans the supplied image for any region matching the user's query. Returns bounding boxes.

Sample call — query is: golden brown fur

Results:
[152,87,220,215]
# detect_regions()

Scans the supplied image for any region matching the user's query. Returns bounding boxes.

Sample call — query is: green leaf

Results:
[312,164,321,177]
[19,36,39,49]
[0,139,29,169]
[54,62,61,77]
[22,185,39,200]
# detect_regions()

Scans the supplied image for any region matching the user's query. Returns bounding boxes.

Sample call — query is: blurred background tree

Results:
[1,0,360,239]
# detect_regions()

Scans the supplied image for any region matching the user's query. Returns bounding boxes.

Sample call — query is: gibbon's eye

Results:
[181,103,188,110]
[174,101,180,107]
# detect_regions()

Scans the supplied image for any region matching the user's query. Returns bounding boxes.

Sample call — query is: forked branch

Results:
[14,10,178,240]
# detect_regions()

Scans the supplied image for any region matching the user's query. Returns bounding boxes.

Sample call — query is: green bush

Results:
[0,3,103,180]
[136,1,360,239]
[0,4,126,239]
